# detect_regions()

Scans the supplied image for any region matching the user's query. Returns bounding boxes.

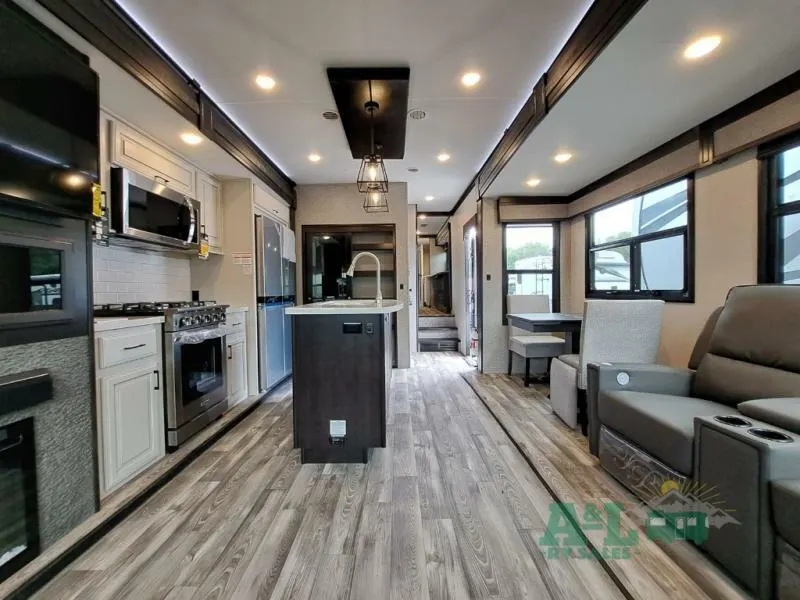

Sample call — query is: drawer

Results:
[227,312,247,328]
[97,328,159,369]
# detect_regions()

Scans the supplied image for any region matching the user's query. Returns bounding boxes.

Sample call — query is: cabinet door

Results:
[99,364,164,494]
[109,120,196,197]
[227,338,247,405]
[199,173,223,252]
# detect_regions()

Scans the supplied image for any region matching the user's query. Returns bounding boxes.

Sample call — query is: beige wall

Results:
[293,183,413,368]
[566,150,760,367]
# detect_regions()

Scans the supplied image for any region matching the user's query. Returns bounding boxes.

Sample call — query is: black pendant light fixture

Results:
[363,189,389,213]
[357,80,389,206]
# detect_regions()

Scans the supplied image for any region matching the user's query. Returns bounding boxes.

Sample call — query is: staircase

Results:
[418,315,459,351]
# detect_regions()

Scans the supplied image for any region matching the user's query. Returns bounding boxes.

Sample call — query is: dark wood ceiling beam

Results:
[33,0,297,206]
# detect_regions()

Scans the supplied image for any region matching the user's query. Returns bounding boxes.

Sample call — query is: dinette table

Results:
[506,312,583,354]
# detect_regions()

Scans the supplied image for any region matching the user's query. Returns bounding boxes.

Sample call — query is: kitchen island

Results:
[286,300,402,463]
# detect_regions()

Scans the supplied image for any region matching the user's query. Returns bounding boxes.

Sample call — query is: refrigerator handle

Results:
[255,215,266,298]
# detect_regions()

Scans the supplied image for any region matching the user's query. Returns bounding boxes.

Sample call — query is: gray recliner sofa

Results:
[587,285,800,599]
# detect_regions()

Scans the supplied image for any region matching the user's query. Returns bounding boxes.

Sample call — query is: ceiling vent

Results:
[408,109,427,121]
[322,111,339,120]
[408,167,419,173]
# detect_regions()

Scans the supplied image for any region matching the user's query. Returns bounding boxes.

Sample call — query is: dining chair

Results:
[550,299,664,432]
[507,294,566,386]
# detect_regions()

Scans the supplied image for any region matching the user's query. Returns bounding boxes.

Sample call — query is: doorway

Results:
[464,220,479,367]
[416,221,456,351]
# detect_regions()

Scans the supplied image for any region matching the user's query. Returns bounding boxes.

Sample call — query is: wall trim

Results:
[34,0,296,206]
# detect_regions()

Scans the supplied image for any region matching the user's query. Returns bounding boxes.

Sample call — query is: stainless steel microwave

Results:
[110,167,200,251]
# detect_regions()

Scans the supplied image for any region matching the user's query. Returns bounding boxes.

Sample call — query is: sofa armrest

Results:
[586,363,695,456]
[738,398,800,435]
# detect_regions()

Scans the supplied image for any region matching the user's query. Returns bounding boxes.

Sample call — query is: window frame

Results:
[501,221,561,325]
[759,133,800,284]
[584,175,695,303]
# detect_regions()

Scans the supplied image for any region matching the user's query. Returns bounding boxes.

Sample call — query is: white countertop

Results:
[286,300,404,315]
[226,306,249,314]
[94,316,165,332]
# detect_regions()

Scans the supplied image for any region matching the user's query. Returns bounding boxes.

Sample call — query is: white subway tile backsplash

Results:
[92,244,191,304]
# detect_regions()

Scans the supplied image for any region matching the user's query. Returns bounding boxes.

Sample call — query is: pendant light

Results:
[363,189,389,213]
[357,80,389,196]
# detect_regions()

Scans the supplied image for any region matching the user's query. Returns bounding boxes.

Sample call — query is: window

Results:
[761,141,800,284]
[586,177,694,301]
[502,223,559,322]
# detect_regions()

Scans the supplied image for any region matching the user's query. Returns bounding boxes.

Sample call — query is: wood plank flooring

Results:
[32,353,622,600]
[463,371,752,600]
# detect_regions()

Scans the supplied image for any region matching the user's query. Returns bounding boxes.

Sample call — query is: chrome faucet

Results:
[346,252,382,306]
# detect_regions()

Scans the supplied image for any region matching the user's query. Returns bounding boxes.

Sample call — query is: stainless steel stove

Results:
[94,301,230,448]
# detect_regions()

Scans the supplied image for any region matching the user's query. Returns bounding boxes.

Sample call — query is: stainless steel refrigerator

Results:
[255,214,295,392]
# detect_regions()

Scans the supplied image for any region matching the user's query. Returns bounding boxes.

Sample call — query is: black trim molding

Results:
[34,0,296,206]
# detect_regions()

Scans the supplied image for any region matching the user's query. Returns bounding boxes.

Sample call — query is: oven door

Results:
[166,328,228,428]
[110,167,200,251]
[0,204,89,348]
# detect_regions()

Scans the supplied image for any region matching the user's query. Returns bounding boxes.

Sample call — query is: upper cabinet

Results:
[253,182,290,225]
[109,120,196,197]
[197,171,223,254]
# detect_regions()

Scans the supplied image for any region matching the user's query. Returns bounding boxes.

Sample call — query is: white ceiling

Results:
[115,0,590,211]
[416,215,448,237]
[487,0,800,198]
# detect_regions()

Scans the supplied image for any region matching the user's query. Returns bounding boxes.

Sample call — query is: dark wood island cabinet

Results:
[287,300,401,463]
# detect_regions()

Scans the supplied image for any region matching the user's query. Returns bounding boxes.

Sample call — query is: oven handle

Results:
[172,327,228,345]
[0,434,24,456]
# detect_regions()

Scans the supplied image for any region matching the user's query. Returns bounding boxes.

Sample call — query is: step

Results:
[419,315,456,329]
[419,339,459,352]
[418,327,459,340]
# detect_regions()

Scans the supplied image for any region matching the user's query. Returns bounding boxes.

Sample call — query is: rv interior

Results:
[1,0,800,598]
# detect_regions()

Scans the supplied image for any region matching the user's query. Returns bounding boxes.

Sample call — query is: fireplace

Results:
[0,418,39,581]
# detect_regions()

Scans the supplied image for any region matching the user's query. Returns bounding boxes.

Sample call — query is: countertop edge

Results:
[93,316,166,332]
[226,306,250,314]
[286,303,404,316]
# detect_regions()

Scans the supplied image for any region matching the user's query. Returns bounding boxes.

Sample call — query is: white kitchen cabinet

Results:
[226,310,248,405]
[227,335,247,406]
[198,171,223,253]
[108,119,196,198]
[95,321,165,497]
[253,182,290,225]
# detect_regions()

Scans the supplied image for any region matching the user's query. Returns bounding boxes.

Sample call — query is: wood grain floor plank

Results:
[390,476,430,600]
[422,519,471,600]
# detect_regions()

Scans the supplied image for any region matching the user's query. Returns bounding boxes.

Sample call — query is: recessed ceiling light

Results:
[322,235,331,240]
[424,195,434,201]
[684,35,722,60]
[255,74,276,90]
[180,132,203,146]
[526,178,541,188]
[419,214,426,220]
[308,153,321,163]
[408,167,419,173]
[416,230,421,235]
[461,72,481,87]
[437,153,451,163]
[553,152,573,164]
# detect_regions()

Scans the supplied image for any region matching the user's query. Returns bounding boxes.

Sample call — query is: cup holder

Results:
[748,428,793,443]
[714,415,752,427]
